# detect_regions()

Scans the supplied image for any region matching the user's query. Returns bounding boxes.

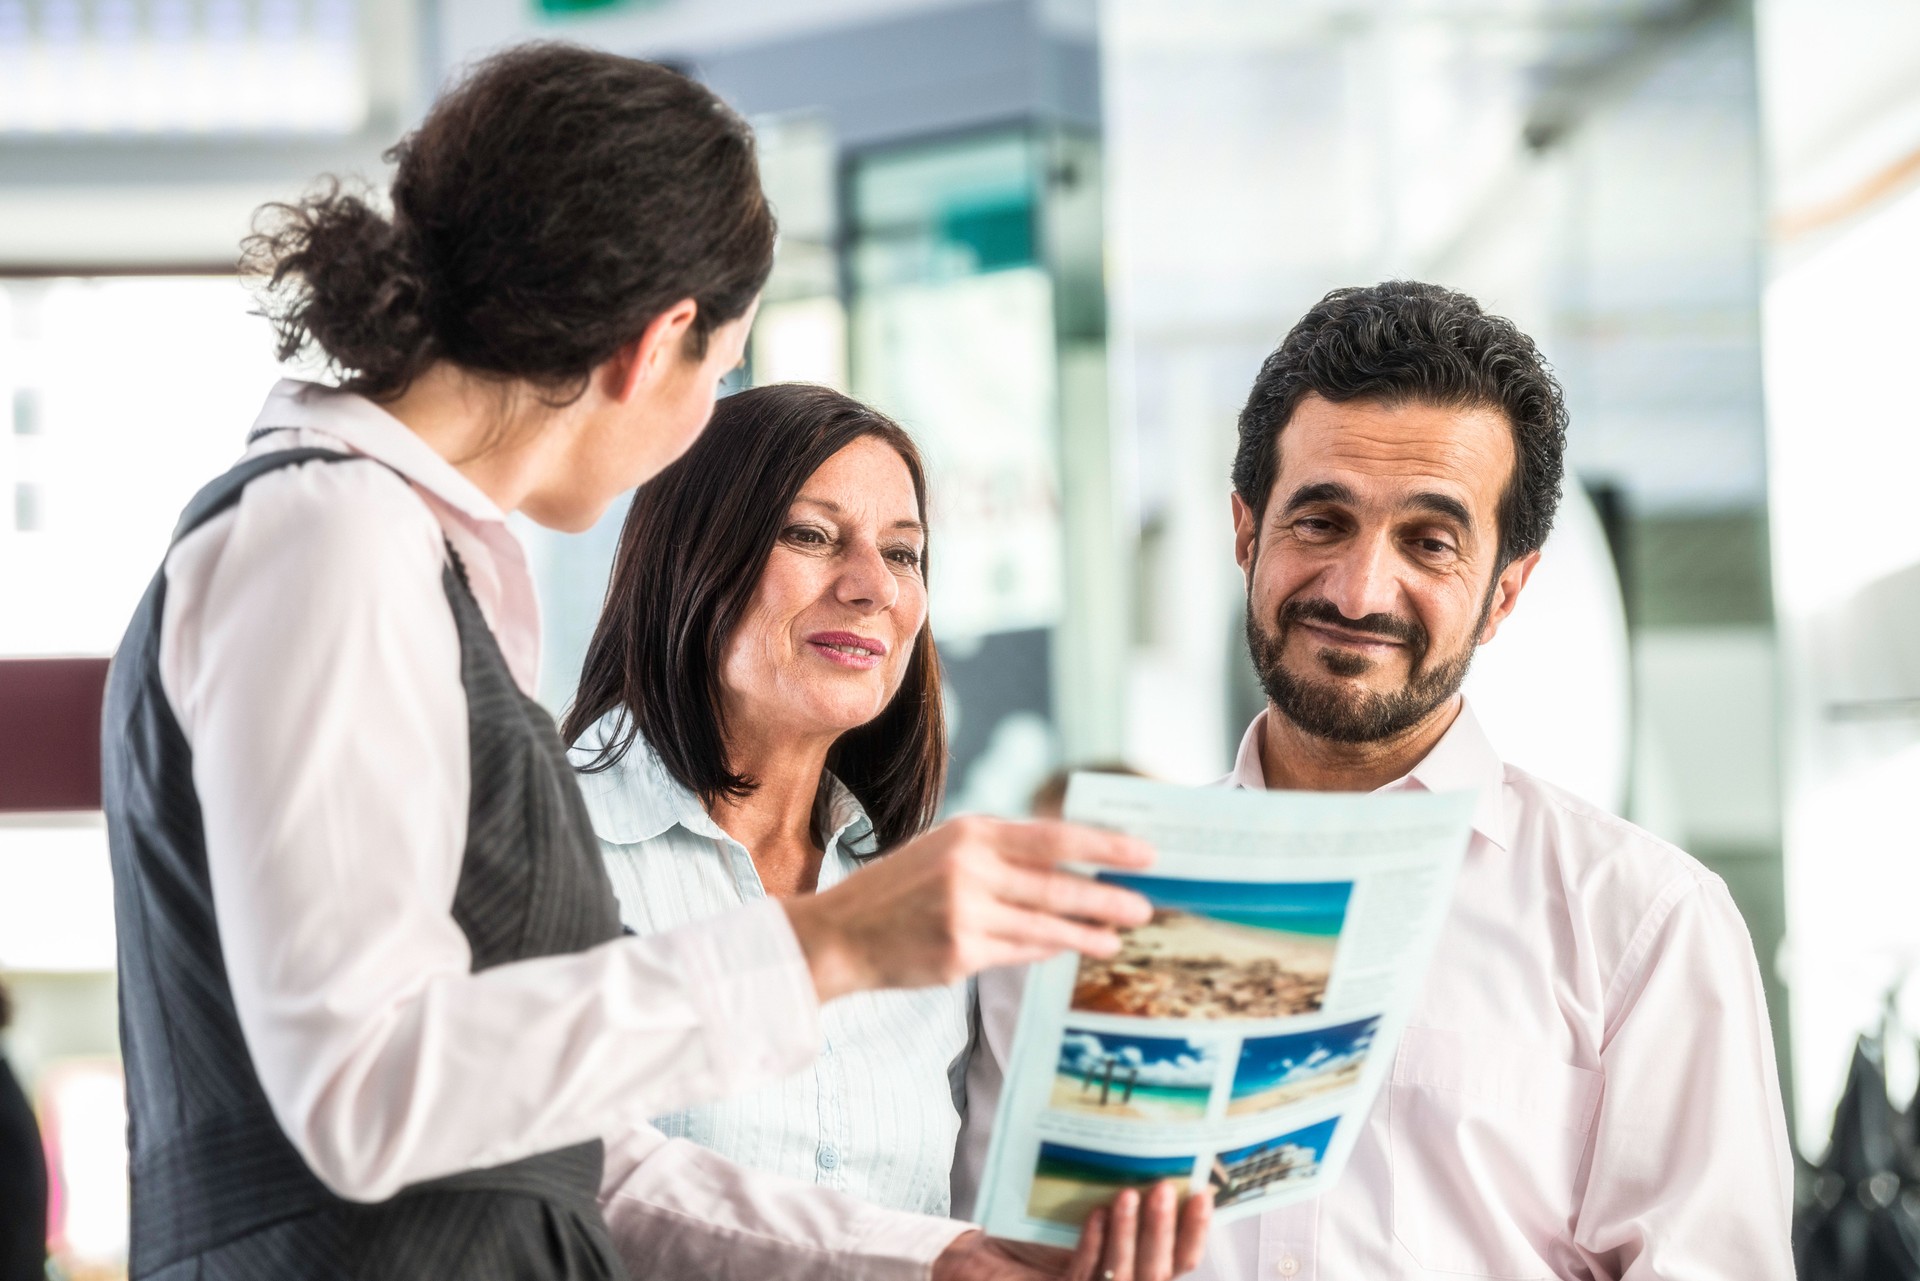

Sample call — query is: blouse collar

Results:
[247,378,510,529]
[569,708,877,856]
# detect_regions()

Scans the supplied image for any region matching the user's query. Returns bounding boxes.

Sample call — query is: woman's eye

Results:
[784,525,829,546]
[887,547,923,569]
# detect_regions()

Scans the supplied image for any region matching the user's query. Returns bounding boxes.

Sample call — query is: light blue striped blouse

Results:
[569,711,972,1216]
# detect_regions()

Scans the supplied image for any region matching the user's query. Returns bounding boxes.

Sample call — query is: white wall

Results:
[1758,0,1920,1153]
[1765,181,1920,1150]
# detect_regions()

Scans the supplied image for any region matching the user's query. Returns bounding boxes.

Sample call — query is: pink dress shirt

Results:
[956,701,1795,1280]
[157,380,966,1278]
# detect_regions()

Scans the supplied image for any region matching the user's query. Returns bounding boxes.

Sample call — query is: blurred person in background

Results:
[101,44,1158,1281]
[1028,764,1149,821]
[564,382,1209,1281]
[0,982,48,1281]
[961,281,1793,1279]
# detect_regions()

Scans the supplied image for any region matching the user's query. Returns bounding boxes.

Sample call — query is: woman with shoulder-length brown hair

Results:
[564,383,1212,1281]
[567,382,945,853]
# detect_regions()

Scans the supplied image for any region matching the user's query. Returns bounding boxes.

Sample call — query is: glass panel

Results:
[849,131,1038,285]
[0,276,285,658]
[847,128,1073,815]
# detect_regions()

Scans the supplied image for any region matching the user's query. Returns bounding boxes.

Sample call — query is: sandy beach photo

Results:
[1026,1142,1197,1227]
[1049,1027,1222,1122]
[1208,1117,1338,1207]
[1070,875,1352,1020]
[1227,1016,1379,1116]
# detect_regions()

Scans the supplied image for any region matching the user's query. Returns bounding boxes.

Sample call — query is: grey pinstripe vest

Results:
[103,450,628,1280]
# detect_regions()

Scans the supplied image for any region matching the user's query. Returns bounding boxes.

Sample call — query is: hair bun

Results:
[242,180,436,398]
[244,46,774,403]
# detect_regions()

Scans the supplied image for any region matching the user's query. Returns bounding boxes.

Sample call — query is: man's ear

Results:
[608,298,699,404]
[1479,550,1541,645]
[1232,492,1259,584]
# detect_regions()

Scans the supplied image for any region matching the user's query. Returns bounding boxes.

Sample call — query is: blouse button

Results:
[817,1145,840,1170]
[1276,1258,1300,1277]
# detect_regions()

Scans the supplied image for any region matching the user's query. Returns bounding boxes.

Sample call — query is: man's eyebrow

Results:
[1408,491,1473,531]
[1277,482,1474,532]
[1277,481,1355,515]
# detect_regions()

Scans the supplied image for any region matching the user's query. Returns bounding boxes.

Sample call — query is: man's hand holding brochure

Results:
[976,773,1475,1247]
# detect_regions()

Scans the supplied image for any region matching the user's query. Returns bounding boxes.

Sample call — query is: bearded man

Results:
[957,281,1793,1281]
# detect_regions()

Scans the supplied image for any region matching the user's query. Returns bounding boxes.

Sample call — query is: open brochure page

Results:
[975,773,1474,1246]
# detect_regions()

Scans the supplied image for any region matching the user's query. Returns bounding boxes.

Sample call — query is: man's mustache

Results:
[1278,598,1425,649]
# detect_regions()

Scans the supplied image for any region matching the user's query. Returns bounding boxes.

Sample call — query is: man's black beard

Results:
[1246,592,1492,745]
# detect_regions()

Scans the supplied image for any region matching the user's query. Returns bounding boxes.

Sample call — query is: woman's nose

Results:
[835,542,899,611]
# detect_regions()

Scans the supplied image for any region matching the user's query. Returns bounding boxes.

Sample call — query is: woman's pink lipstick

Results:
[806,631,888,671]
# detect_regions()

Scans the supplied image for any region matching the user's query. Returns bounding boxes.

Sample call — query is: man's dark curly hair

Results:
[1232,281,1569,568]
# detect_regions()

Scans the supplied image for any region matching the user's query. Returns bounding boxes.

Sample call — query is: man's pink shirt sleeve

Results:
[1573,875,1796,1278]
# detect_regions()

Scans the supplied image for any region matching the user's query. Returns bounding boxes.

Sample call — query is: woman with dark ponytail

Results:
[100,41,1185,1281]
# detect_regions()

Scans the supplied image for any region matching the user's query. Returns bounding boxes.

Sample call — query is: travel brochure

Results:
[975,774,1474,1245]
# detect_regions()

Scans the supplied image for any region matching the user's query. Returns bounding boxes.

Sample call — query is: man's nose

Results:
[1317,533,1401,622]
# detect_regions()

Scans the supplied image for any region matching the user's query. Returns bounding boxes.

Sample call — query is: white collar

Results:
[248,379,510,529]
[568,707,875,854]
[1227,698,1508,850]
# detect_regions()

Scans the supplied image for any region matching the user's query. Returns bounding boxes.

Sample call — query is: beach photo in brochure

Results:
[973,772,1473,1246]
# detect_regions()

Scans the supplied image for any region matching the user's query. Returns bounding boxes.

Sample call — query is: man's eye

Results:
[1415,538,1455,556]
[1296,518,1337,536]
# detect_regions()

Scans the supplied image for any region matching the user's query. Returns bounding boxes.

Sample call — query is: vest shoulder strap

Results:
[170,447,371,545]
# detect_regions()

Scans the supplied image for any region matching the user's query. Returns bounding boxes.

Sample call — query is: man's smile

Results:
[1293,618,1408,656]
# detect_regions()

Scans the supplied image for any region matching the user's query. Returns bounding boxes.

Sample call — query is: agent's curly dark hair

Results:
[1232,281,1568,567]
[243,43,776,403]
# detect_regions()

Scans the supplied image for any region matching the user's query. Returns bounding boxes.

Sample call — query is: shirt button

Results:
[1277,1258,1299,1277]
[817,1146,840,1170]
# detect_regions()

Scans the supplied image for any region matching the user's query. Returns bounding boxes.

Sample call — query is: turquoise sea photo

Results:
[1050,1026,1223,1122]
[1228,1016,1380,1115]
[1028,1142,1198,1226]
[1071,876,1355,1020]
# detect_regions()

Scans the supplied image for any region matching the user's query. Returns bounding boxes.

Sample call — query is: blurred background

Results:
[0,0,1914,1274]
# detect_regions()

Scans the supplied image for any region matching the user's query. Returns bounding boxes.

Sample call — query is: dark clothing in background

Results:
[101,450,627,1281]
[0,1052,47,1281]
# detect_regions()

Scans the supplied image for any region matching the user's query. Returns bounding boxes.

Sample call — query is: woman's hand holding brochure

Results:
[937,1180,1214,1281]
[786,816,1157,999]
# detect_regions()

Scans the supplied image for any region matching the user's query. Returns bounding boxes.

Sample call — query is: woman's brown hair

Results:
[564,384,946,851]
[244,42,775,403]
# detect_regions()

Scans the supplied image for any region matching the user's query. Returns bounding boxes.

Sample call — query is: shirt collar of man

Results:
[570,707,877,857]
[247,378,511,529]
[1227,699,1509,851]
